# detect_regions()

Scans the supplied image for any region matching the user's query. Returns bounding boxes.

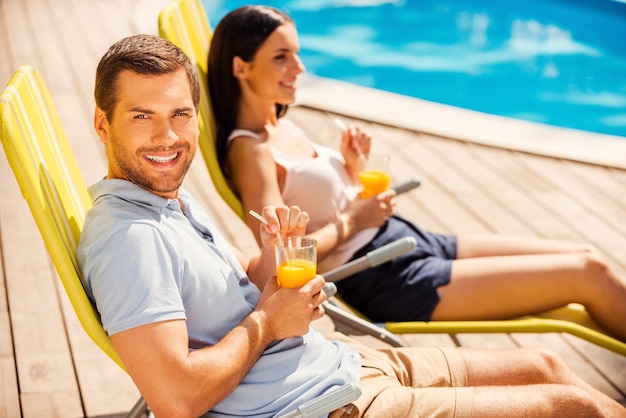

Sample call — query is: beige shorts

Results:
[328,333,474,418]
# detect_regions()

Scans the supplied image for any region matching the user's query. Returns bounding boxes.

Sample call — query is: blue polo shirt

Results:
[77,179,360,417]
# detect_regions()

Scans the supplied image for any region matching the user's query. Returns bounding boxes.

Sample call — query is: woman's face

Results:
[237,23,305,105]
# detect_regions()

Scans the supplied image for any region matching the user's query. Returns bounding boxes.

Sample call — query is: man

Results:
[78,34,625,418]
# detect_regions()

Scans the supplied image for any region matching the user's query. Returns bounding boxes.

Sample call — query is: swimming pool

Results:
[202,0,626,138]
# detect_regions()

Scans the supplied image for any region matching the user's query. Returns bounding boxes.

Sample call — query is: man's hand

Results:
[255,275,327,341]
[258,205,309,249]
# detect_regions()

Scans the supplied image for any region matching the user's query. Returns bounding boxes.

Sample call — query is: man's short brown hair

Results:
[95,34,200,121]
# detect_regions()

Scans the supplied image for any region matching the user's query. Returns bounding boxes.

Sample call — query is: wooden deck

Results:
[1,0,625,416]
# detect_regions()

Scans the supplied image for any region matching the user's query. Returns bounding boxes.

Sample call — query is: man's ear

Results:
[93,106,110,144]
[232,56,247,80]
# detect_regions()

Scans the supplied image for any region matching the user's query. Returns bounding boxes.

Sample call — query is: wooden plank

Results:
[515,156,626,270]
[461,144,589,239]
[419,136,548,235]
[0,226,21,418]
[1,0,35,83]
[44,0,102,99]
[386,132,516,234]
[610,166,626,188]
[491,151,606,238]
[0,3,40,415]
[20,392,79,418]
[0,1,14,87]
[26,0,106,184]
[0,22,19,397]
[0,173,83,418]
[556,161,626,226]
[56,280,142,417]
[456,333,519,349]
[0,358,21,418]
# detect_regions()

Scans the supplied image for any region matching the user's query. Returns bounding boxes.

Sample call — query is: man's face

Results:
[94,68,199,199]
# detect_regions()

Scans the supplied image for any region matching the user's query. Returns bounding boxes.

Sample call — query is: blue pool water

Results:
[203,0,626,138]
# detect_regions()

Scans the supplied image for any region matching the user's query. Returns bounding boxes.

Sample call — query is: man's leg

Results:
[461,347,626,417]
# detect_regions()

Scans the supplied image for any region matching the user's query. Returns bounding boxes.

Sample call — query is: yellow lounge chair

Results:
[157,0,626,357]
[0,65,150,417]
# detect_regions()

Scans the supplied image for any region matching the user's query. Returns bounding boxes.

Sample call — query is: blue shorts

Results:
[335,215,457,322]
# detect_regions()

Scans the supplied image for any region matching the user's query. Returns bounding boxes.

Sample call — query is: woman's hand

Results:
[341,189,397,236]
[258,205,310,249]
[339,123,372,181]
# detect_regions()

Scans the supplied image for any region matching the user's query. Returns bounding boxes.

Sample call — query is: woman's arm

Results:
[227,132,395,267]
[227,136,354,262]
[339,122,372,182]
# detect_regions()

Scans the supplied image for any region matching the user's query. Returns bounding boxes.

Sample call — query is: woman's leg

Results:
[455,234,595,258]
[430,237,626,340]
[461,347,626,417]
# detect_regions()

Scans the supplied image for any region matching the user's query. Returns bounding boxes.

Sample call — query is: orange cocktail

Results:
[277,259,317,288]
[275,237,317,288]
[359,154,390,198]
[359,169,391,198]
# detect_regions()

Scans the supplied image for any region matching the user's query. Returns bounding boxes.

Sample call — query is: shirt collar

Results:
[88,178,185,213]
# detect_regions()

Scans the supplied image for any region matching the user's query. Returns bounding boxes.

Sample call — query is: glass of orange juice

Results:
[275,237,317,288]
[359,154,390,198]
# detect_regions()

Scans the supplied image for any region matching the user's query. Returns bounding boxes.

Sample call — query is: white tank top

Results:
[228,119,377,270]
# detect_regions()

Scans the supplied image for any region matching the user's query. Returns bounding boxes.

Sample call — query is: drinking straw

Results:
[248,209,286,249]
[334,117,365,161]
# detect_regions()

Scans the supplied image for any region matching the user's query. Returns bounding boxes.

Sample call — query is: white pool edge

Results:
[296,74,626,170]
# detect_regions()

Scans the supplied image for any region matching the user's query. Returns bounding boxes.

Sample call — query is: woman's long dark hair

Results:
[208,5,293,172]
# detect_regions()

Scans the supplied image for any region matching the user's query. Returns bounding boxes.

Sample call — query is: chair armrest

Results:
[391,177,421,195]
[279,383,362,418]
[322,237,417,283]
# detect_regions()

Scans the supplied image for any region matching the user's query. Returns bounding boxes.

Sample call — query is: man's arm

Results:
[111,275,327,418]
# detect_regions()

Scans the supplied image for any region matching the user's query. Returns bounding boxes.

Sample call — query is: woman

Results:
[207,5,626,341]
